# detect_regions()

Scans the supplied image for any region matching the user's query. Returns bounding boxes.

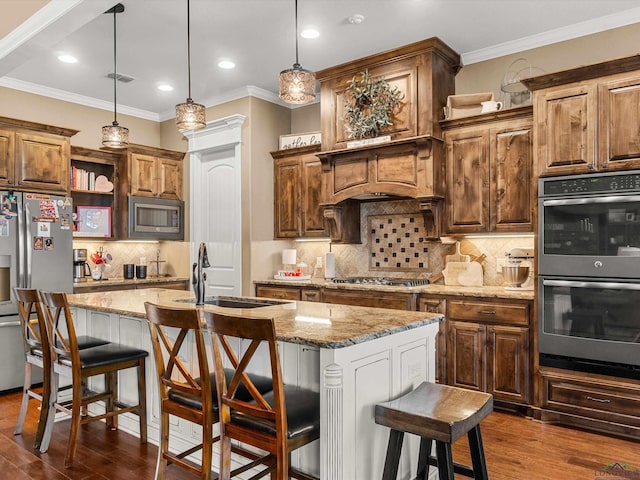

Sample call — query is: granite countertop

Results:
[254,278,534,301]
[67,288,443,349]
[74,276,189,288]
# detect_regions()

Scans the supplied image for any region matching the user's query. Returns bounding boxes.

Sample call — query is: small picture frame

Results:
[75,206,111,237]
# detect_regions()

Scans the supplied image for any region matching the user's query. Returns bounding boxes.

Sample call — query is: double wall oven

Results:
[538,170,640,378]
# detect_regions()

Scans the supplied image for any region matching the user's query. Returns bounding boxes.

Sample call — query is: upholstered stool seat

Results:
[375,381,493,480]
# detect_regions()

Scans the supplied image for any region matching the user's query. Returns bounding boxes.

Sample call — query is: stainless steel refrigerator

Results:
[0,191,73,391]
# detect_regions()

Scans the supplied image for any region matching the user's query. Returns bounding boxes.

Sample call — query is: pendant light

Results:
[279,0,316,104]
[101,4,129,148]
[175,0,206,130]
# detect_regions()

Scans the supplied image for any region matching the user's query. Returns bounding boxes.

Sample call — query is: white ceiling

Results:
[2,0,640,122]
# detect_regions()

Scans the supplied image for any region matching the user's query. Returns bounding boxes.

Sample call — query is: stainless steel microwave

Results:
[128,196,184,240]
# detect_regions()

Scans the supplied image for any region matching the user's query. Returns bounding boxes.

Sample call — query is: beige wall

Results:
[0,87,162,148]
[456,22,640,101]
[0,0,49,37]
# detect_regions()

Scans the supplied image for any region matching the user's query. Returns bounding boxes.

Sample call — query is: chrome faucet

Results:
[192,242,210,305]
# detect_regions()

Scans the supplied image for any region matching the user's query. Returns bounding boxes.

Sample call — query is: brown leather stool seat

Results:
[375,381,493,480]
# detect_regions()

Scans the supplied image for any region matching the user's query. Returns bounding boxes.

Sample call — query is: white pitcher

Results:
[480,100,503,113]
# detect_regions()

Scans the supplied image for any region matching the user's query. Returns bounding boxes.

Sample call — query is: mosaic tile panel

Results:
[368,213,429,271]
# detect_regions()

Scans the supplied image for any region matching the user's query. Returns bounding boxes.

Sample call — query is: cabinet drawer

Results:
[448,300,528,325]
[542,371,640,425]
[256,286,300,301]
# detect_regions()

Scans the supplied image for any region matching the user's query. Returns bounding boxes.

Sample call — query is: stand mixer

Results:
[502,247,534,290]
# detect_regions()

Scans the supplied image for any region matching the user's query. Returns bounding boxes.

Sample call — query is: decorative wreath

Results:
[343,70,404,140]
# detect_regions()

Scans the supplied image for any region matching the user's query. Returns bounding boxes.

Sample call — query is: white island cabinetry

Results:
[68,289,441,480]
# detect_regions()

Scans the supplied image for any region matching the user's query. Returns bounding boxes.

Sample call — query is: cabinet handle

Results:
[489,328,495,334]
[479,310,496,315]
[586,396,611,404]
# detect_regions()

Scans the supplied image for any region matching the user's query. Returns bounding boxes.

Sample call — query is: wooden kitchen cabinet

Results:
[446,297,531,406]
[255,284,321,302]
[523,55,640,176]
[539,366,640,440]
[442,107,533,234]
[70,146,120,239]
[321,288,416,310]
[418,295,447,384]
[271,144,328,239]
[0,117,78,194]
[124,144,184,199]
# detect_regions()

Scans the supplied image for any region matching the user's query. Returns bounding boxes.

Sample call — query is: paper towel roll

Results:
[282,249,297,265]
[324,252,335,279]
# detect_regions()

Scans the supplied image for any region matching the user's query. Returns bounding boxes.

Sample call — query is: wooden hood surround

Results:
[316,37,461,242]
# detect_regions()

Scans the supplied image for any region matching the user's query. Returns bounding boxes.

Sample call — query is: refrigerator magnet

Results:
[60,213,71,230]
[33,236,43,250]
[1,195,17,217]
[0,218,8,237]
[37,222,50,237]
[44,238,54,251]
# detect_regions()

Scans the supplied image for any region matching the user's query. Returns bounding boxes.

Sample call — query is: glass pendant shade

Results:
[279,63,316,104]
[176,98,206,130]
[101,121,129,148]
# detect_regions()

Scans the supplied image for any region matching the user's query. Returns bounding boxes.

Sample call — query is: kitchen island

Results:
[67,288,442,480]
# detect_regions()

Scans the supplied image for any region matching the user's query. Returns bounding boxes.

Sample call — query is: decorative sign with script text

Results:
[279,132,321,150]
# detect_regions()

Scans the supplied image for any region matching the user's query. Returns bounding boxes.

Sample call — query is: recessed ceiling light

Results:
[57,54,78,64]
[157,84,174,92]
[300,27,319,39]
[218,59,236,69]
[347,14,365,24]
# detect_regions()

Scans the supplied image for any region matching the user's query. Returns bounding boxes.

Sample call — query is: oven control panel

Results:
[542,171,640,196]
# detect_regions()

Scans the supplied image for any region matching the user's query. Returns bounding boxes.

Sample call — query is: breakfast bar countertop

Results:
[67,288,443,349]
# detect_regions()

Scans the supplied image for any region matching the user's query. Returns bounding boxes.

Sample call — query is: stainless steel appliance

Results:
[128,196,184,240]
[0,192,73,391]
[502,247,534,290]
[538,171,640,378]
[73,248,90,283]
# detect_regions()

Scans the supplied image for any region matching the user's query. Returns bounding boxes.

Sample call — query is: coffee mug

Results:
[91,268,102,280]
[123,264,134,279]
[136,265,147,279]
[480,100,503,113]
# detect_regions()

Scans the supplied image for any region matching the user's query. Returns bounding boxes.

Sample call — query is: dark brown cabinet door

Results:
[445,128,489,233]
[447,320,485,392]
[492,121,533,232]
[599,75,640,171]
[301,156,327,237]
[15,132,69,193]
[418,296,447,384]
[0,129,14,187]
[535,83,597,176]
[487,325,530,404]
[273,157,302,238]
[272,144,327,239]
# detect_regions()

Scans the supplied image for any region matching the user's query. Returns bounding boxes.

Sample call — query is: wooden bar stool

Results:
[375,382,493,480]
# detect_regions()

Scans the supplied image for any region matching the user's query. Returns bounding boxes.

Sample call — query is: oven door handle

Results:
[543,279,640,290]
[543,195,640,206]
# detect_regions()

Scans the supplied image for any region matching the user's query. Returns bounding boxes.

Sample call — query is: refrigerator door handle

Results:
[0,320,20,328]
[24,200,31,288]
[17,194,25,288]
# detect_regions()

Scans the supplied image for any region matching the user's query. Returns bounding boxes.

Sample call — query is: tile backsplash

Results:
[73,241,188,279]
[293,199,534,286]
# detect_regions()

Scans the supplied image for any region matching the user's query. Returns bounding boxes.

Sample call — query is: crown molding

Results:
[0,76,160,121]
[462,7,640,65]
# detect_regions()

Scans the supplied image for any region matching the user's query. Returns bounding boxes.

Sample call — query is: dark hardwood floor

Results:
[2,389,640,479]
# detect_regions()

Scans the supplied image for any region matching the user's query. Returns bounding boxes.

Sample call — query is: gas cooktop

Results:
[332,277,431,287]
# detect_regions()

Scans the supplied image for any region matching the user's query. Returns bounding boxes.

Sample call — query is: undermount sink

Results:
[177,296,289,309]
